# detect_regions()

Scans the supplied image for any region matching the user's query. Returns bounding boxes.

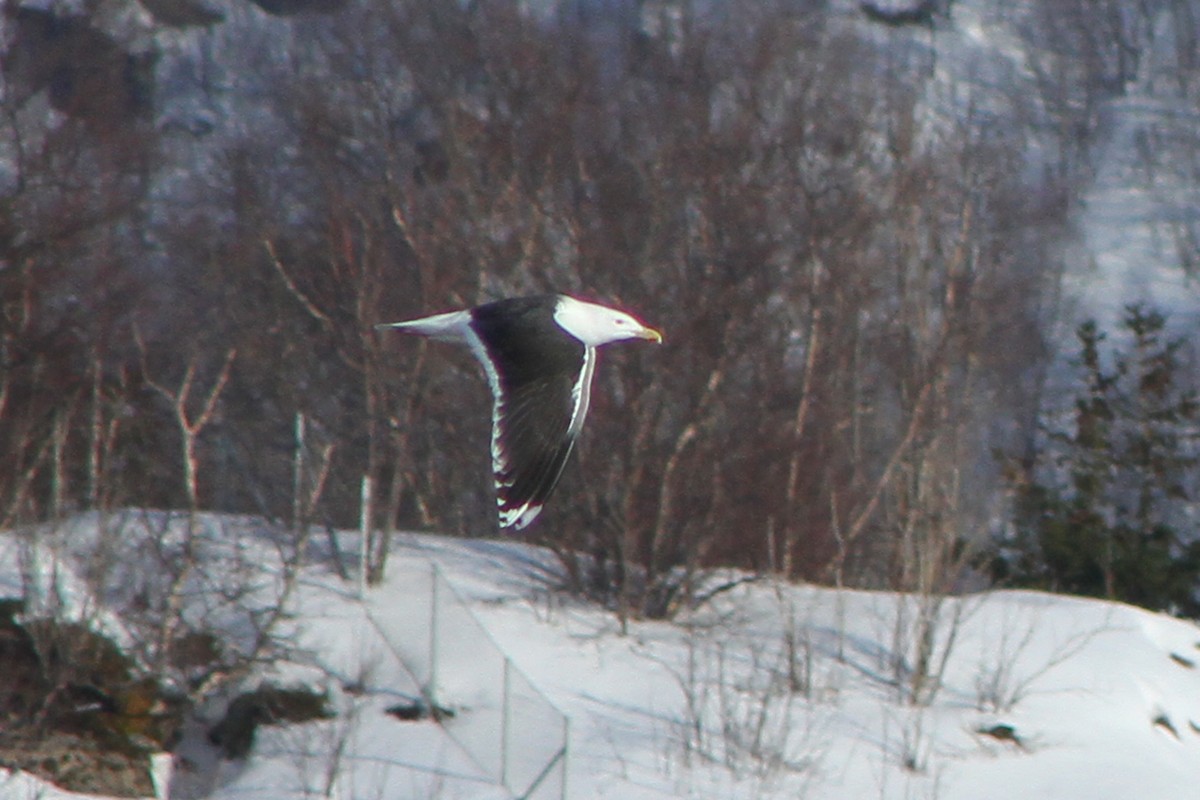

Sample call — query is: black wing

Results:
[470,297,593,529]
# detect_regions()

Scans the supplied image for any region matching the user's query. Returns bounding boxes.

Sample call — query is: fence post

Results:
[358,475,371,599]
[428,561,440,708]
[292,413,305,533]
[501,656,511,788]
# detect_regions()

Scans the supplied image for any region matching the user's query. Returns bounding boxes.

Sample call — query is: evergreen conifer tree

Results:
[991,305,1200,615]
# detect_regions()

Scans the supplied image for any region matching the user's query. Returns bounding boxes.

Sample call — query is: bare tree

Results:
[0,0,1086,620]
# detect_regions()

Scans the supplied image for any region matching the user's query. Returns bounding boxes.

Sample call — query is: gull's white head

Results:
[553,295,663,348]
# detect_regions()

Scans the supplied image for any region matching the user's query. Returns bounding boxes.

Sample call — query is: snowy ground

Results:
[2,511,1200,800]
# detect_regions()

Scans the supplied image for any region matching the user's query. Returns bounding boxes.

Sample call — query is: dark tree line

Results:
[5,0,1199,617]
[991,307,1200,615]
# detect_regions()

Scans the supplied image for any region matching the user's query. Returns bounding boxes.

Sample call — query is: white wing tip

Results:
[498,501,544,531]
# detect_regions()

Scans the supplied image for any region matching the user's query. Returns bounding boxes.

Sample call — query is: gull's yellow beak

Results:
[640,326,663,344]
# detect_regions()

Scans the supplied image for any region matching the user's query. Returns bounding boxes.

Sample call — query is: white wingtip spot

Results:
[499,501,543,531]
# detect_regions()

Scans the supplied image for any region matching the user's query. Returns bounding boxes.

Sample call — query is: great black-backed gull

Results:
[377,294,662,530]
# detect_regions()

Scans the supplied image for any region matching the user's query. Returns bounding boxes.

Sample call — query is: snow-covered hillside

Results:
[3,512,1200,800]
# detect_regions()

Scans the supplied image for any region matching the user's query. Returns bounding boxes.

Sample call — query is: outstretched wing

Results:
[491,349,594,529]
[467,297,595,530]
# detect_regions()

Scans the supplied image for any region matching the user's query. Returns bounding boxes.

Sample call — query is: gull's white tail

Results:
[375,310,473,343]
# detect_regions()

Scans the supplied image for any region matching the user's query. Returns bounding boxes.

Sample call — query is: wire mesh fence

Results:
[368,560,568,800]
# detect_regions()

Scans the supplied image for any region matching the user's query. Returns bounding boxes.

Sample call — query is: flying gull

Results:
[377,294,662,530]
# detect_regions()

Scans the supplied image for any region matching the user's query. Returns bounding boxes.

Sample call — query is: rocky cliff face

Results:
[2,0,348,147]
[5,5,156,124]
